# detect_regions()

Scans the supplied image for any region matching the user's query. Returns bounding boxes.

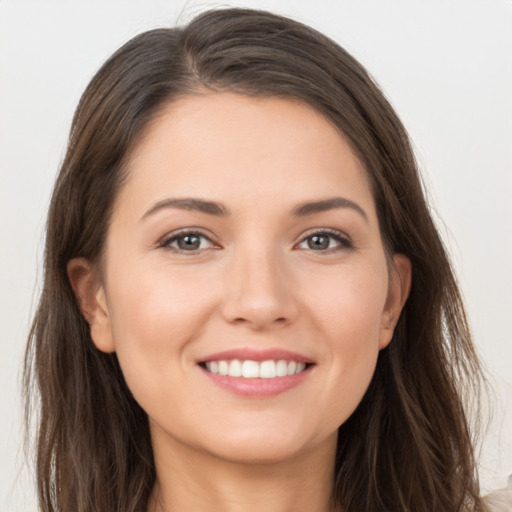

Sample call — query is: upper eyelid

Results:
[158,227,351,250]
[160,228,215,242]
[295,229,353,250]
[298,227,349,240]
[157,229,218,253]
[297,227,352,245]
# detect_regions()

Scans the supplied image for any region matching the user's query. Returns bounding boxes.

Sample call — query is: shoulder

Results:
[482,478,512,512]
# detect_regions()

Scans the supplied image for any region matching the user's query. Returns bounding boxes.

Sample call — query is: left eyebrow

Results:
[292,197,368,223]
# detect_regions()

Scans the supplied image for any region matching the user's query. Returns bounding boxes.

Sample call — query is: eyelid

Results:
[158,228,219,253]
[157,227,353,254]
[295,228,353,252]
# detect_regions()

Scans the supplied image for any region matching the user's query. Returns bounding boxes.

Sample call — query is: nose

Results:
[220,246,300,331]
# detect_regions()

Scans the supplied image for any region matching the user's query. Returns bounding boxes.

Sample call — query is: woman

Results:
[24,7,490,512]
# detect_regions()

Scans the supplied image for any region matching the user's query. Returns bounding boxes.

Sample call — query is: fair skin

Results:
[68,93,411,512]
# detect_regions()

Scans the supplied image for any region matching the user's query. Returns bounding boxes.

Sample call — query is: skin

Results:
[68,93,411,512]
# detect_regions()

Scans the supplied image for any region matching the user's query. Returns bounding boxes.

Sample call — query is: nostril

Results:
[220,289,299,329]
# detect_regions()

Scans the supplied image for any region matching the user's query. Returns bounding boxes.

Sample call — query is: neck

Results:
[147,427,338,512]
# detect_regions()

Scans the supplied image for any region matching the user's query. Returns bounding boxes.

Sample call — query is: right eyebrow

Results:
[141,198,230,220]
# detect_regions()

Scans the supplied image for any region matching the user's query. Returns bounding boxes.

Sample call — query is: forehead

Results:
[119,92,376,220]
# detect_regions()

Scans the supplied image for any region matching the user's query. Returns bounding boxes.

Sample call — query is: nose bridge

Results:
[221,239,298,329]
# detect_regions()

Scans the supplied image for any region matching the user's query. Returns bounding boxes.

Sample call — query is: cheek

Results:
[305,261,388,342]
[304,263,387,421]
[109,258,212,336]
[104,262,216,388]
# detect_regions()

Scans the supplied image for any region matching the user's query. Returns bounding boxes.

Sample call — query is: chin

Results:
[210,442,312,466]
[196,423,335,467]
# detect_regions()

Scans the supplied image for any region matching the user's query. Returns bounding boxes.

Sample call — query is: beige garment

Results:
[483,476,512,512]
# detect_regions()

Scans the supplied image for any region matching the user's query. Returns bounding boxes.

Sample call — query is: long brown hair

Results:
[24,8,486,512]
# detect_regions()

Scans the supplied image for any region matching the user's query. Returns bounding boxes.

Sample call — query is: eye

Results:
[159,230,217,253]
[296,229,353,252]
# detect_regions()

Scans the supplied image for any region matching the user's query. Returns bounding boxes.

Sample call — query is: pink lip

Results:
[200,368,312,397]
[198,347,313,364]
[197,347,315,398]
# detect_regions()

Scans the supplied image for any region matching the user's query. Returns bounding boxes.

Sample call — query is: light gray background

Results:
[1,1,511,510]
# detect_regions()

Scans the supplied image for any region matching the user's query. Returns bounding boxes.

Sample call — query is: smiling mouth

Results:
[200,359,311,379]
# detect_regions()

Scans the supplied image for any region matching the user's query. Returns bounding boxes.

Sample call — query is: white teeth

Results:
[218,360,229,376]
[259,360,276,379]
[276,360,288,377]
[229,359,242,377]
[287,361,297,374]
[242,360,260,378]
[204,359,309,378]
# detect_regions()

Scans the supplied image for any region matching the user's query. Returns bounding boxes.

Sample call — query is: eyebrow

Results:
[142,198,229,219]
[141,196,368,222]
[292,197,368,222]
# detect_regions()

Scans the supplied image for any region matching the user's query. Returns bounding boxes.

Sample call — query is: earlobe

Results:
[67,257,115,353]
[379,254,412,349]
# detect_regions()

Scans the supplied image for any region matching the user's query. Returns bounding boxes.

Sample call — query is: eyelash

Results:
[159,229,216,254]
[158,228,353,255]
[296,228,353,253]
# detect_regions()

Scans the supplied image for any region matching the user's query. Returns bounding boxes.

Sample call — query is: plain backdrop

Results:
[1,1,511,510]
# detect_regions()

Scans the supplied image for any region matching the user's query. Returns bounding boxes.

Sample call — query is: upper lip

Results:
[198,347,314,364]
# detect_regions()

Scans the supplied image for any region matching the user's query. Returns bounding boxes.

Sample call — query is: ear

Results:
[67,257,115,353]
[379,254,412,350]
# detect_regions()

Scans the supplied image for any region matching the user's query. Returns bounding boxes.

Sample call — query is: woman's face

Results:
[71,93,410,465]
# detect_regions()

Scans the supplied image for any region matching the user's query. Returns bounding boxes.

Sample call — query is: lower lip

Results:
[200,366,312,397]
